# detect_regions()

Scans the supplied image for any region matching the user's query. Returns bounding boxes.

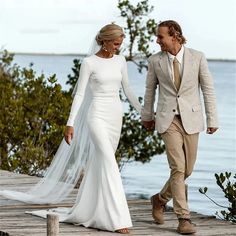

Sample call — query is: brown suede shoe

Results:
[177,218,196,235]
[150,193,166,224]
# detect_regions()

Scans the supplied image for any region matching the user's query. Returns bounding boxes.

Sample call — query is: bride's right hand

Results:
[64,126,74,145]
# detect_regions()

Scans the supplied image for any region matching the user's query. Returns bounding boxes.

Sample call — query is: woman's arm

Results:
[121,56,142,113]
[65,59,91,144]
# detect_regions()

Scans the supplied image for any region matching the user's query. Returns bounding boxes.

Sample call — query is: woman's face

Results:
[103,36,123,54]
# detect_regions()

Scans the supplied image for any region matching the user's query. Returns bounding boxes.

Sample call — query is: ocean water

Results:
[13,54,236,217]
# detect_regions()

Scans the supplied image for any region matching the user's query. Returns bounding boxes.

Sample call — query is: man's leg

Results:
[183,131,199,180]
[160,126,199,207]
[151,116,185,224]
[160,116,190,218]
[159,116,199,234]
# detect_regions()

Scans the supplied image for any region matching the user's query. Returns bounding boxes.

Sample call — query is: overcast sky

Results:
[1,0,236,59]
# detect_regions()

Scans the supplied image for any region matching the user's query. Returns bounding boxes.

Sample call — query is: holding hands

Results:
[206,127,218,134]
[142,120,155,131]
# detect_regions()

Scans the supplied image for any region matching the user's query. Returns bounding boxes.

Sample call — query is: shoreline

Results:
[3,51,236,62]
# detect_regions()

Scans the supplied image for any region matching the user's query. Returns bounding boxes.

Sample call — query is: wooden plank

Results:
[0,170,235,236]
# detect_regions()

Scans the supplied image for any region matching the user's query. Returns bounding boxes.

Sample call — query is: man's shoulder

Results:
[185,47,204,57]
[148,47,206,61]
[148,51,164,62]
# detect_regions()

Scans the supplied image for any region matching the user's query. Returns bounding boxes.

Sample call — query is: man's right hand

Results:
[142,120,155,131]
[64,126,74,145]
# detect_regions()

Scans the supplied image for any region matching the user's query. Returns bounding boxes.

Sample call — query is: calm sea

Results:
[14,54,236,217]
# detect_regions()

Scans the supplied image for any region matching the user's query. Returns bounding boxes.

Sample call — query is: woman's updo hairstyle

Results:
[96,23,124,46]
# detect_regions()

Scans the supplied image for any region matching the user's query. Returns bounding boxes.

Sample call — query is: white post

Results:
[47,213,59,236]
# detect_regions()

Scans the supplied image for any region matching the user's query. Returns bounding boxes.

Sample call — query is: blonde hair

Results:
[96,23,124,45]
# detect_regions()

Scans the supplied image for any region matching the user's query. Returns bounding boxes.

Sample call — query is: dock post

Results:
[47,213,59,236]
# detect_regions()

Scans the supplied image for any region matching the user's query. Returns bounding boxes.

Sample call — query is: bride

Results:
[0,23,141,234]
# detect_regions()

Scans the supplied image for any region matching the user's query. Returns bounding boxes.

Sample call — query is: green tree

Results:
[118,0,157,72]
[0,50,71,175]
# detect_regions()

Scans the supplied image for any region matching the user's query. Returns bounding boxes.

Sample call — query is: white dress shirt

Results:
[167,46,185,82]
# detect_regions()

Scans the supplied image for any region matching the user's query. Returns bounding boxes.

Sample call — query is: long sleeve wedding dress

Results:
[0,54,141,232]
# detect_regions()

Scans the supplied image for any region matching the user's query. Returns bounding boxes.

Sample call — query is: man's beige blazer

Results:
[141,47,219,134]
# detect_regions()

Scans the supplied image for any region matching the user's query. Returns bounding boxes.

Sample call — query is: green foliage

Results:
[118,0,157,72]
[66,59,82,93]
[0,50,71,175]
[199,172,236,222]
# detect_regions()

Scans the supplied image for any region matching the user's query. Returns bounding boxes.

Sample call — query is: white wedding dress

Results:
[0,54,141,232]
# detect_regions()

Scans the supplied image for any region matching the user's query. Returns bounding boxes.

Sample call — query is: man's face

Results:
[156,26,174,52]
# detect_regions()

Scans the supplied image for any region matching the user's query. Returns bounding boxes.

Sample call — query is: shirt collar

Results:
[167,46,184,64]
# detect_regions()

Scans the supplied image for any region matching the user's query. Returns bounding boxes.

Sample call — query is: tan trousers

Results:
[160,116,199,219]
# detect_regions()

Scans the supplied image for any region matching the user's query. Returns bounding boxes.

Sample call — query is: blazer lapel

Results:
[179,48,193,92]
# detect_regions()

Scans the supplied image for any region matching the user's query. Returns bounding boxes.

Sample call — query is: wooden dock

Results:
[0,170,235,236]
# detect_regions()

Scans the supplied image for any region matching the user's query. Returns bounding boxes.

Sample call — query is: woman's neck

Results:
[96,49,113,58]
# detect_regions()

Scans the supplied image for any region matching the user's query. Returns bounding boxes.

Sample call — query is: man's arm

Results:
[141,57,158,130]
[199,53,219,134]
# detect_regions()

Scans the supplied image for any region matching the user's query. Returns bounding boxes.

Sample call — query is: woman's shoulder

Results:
[80,55,97,68]
[115,54,125,60]
[114,55,127,64]
[83,55,95,62]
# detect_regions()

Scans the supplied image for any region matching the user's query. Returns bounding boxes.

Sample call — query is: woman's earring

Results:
[102,45,109,52]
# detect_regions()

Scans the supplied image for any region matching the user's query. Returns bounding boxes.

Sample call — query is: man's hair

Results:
[158,20,186,44]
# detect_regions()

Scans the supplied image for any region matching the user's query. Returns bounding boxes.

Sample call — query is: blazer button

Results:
[177,95,180,98]
[173,109,176,112]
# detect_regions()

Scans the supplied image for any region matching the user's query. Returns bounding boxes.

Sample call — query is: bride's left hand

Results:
[64,126,74,145]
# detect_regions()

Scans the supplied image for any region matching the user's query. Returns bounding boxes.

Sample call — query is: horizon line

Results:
[2,51,236,62]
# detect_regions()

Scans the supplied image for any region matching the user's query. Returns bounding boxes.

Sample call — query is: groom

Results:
[141,20,219,234]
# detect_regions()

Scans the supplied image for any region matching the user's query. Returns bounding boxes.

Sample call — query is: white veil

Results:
[0,39,101,204]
